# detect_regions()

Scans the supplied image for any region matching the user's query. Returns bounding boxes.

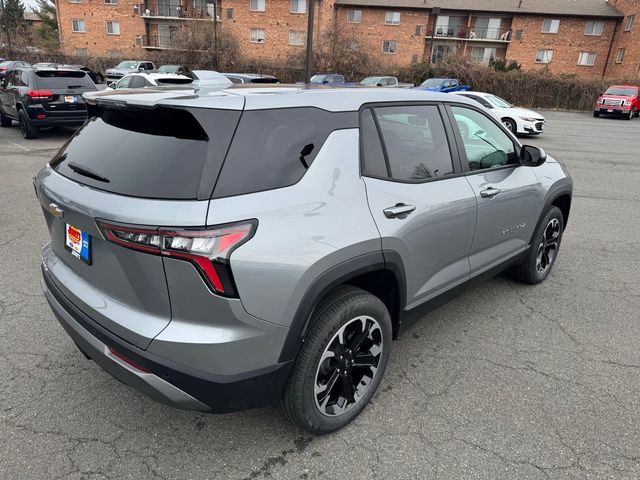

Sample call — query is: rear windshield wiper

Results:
[68,162,110,183]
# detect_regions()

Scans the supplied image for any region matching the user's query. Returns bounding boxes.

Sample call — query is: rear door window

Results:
[50,106,241,200]
[373,105,455,181]
[212,107,356,198]
[129,75,146,88]
[34,70,95,89]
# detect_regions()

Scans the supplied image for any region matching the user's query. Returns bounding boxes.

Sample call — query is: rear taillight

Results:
[97,220,257,297]
[27,90,54,99]
[0,67,7,71]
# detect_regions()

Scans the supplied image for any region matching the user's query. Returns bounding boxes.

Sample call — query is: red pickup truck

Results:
[594,85,640,120]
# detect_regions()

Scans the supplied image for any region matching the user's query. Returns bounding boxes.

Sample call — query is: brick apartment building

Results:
[55,0,640,79]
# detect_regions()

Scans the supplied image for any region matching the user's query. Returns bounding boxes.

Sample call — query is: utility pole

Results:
[304,0,315,84]
[213,0,218,69]
[0,0,15,59]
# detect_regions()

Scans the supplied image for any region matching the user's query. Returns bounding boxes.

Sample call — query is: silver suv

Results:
[36,87,572,433]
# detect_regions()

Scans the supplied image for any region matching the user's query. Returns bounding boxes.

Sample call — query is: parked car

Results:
[0,66,97,139]
[105,60,156,83]
[0,60,30,80]
[360,76,413,88]
[107,72,193,89]
[158,64,191,76]
[223,73,279,84]
[454,91,545,135]
[415,78,471,92]
[36,86,572,434]
[32,62,59,69]
[63,65,105,84]
[310,73,347,85]
[593,85,640,119]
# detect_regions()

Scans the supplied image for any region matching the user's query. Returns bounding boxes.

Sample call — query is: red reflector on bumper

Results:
[36,114,46,119]
[108,347,151,373]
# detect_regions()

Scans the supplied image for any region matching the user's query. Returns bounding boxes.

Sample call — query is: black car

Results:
[63,65,105,84]
[223,73,280,84]
[157,64,191,76]
[0,60,30,80]
[0,66,97,139]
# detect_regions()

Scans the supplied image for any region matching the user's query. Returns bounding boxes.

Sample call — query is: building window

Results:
[75,47,88,55]
[289,30,305,46]
[106,21,120,35]
[514,30,522,40]
[382,40,397,53]
[541,18,560,33]
[347,40,359,51]
[290,0,305,14]
[250,28,265,42]
[585,20,603,35]
[68,0,82,3]
[104,0,118,4]
[71,19,85,32]
[415,24,422,35]
[577,51,596,66]
[535,49,553,63]
[385,11,400,25]
[250,0,265,12]
[226,8,233,18]
[625,15,635,31]
[615,48,625,63]
[411,53,418,64]
[347,9,362,23]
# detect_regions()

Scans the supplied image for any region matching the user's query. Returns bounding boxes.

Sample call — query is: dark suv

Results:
[0,67,97,139]
[36,86,572,433]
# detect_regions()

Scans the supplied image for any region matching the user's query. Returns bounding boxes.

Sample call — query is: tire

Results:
[511,206,564,285]
[635,109,640,117]
[625,109,633,120]
[502,118,517,133]
[18,109,38,139]
[593,111,600,118]
[281,286,392,434]
[0,109,11,127]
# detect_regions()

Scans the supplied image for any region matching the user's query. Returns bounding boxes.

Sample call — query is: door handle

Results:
[383,203,416,218]
[480,187,501,198]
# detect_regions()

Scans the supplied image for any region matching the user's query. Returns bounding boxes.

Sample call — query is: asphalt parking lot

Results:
[1,111,639,480]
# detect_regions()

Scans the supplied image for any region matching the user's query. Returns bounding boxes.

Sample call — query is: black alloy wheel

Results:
[535,218,560,275]
[314,315,383,416]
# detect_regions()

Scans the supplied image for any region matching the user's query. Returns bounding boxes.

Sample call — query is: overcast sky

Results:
[22,0,38,11]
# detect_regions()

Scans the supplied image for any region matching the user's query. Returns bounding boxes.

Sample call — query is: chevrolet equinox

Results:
[36,86,573,433]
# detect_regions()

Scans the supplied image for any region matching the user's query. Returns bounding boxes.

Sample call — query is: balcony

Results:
[426,25,511,42]
[141,34,172,49]
[141,1,218,20]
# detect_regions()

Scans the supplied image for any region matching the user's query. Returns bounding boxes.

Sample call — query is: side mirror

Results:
[519,145,547,167]
[106,81,114,88]
[138,66,145,71]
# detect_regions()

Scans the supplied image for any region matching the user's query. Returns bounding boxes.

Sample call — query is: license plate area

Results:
[65,223,91,264]
[64,95,79,103]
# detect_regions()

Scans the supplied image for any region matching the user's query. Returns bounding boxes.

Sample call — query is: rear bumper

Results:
[26,106,87,127]
[41,265,293,413]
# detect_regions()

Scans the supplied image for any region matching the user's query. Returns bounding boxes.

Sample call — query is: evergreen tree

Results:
[33,0,59,49]
[0,0,26,33]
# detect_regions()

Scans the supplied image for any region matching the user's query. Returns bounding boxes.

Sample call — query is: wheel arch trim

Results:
[277,251,406,363]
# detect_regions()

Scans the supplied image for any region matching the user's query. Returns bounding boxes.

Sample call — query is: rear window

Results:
[35,70,95,89]
[212,108,356,198]
[50,106,240,200]
[248,77,279,84]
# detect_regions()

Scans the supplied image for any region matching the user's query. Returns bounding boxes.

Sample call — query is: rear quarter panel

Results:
[206,129,382,328]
